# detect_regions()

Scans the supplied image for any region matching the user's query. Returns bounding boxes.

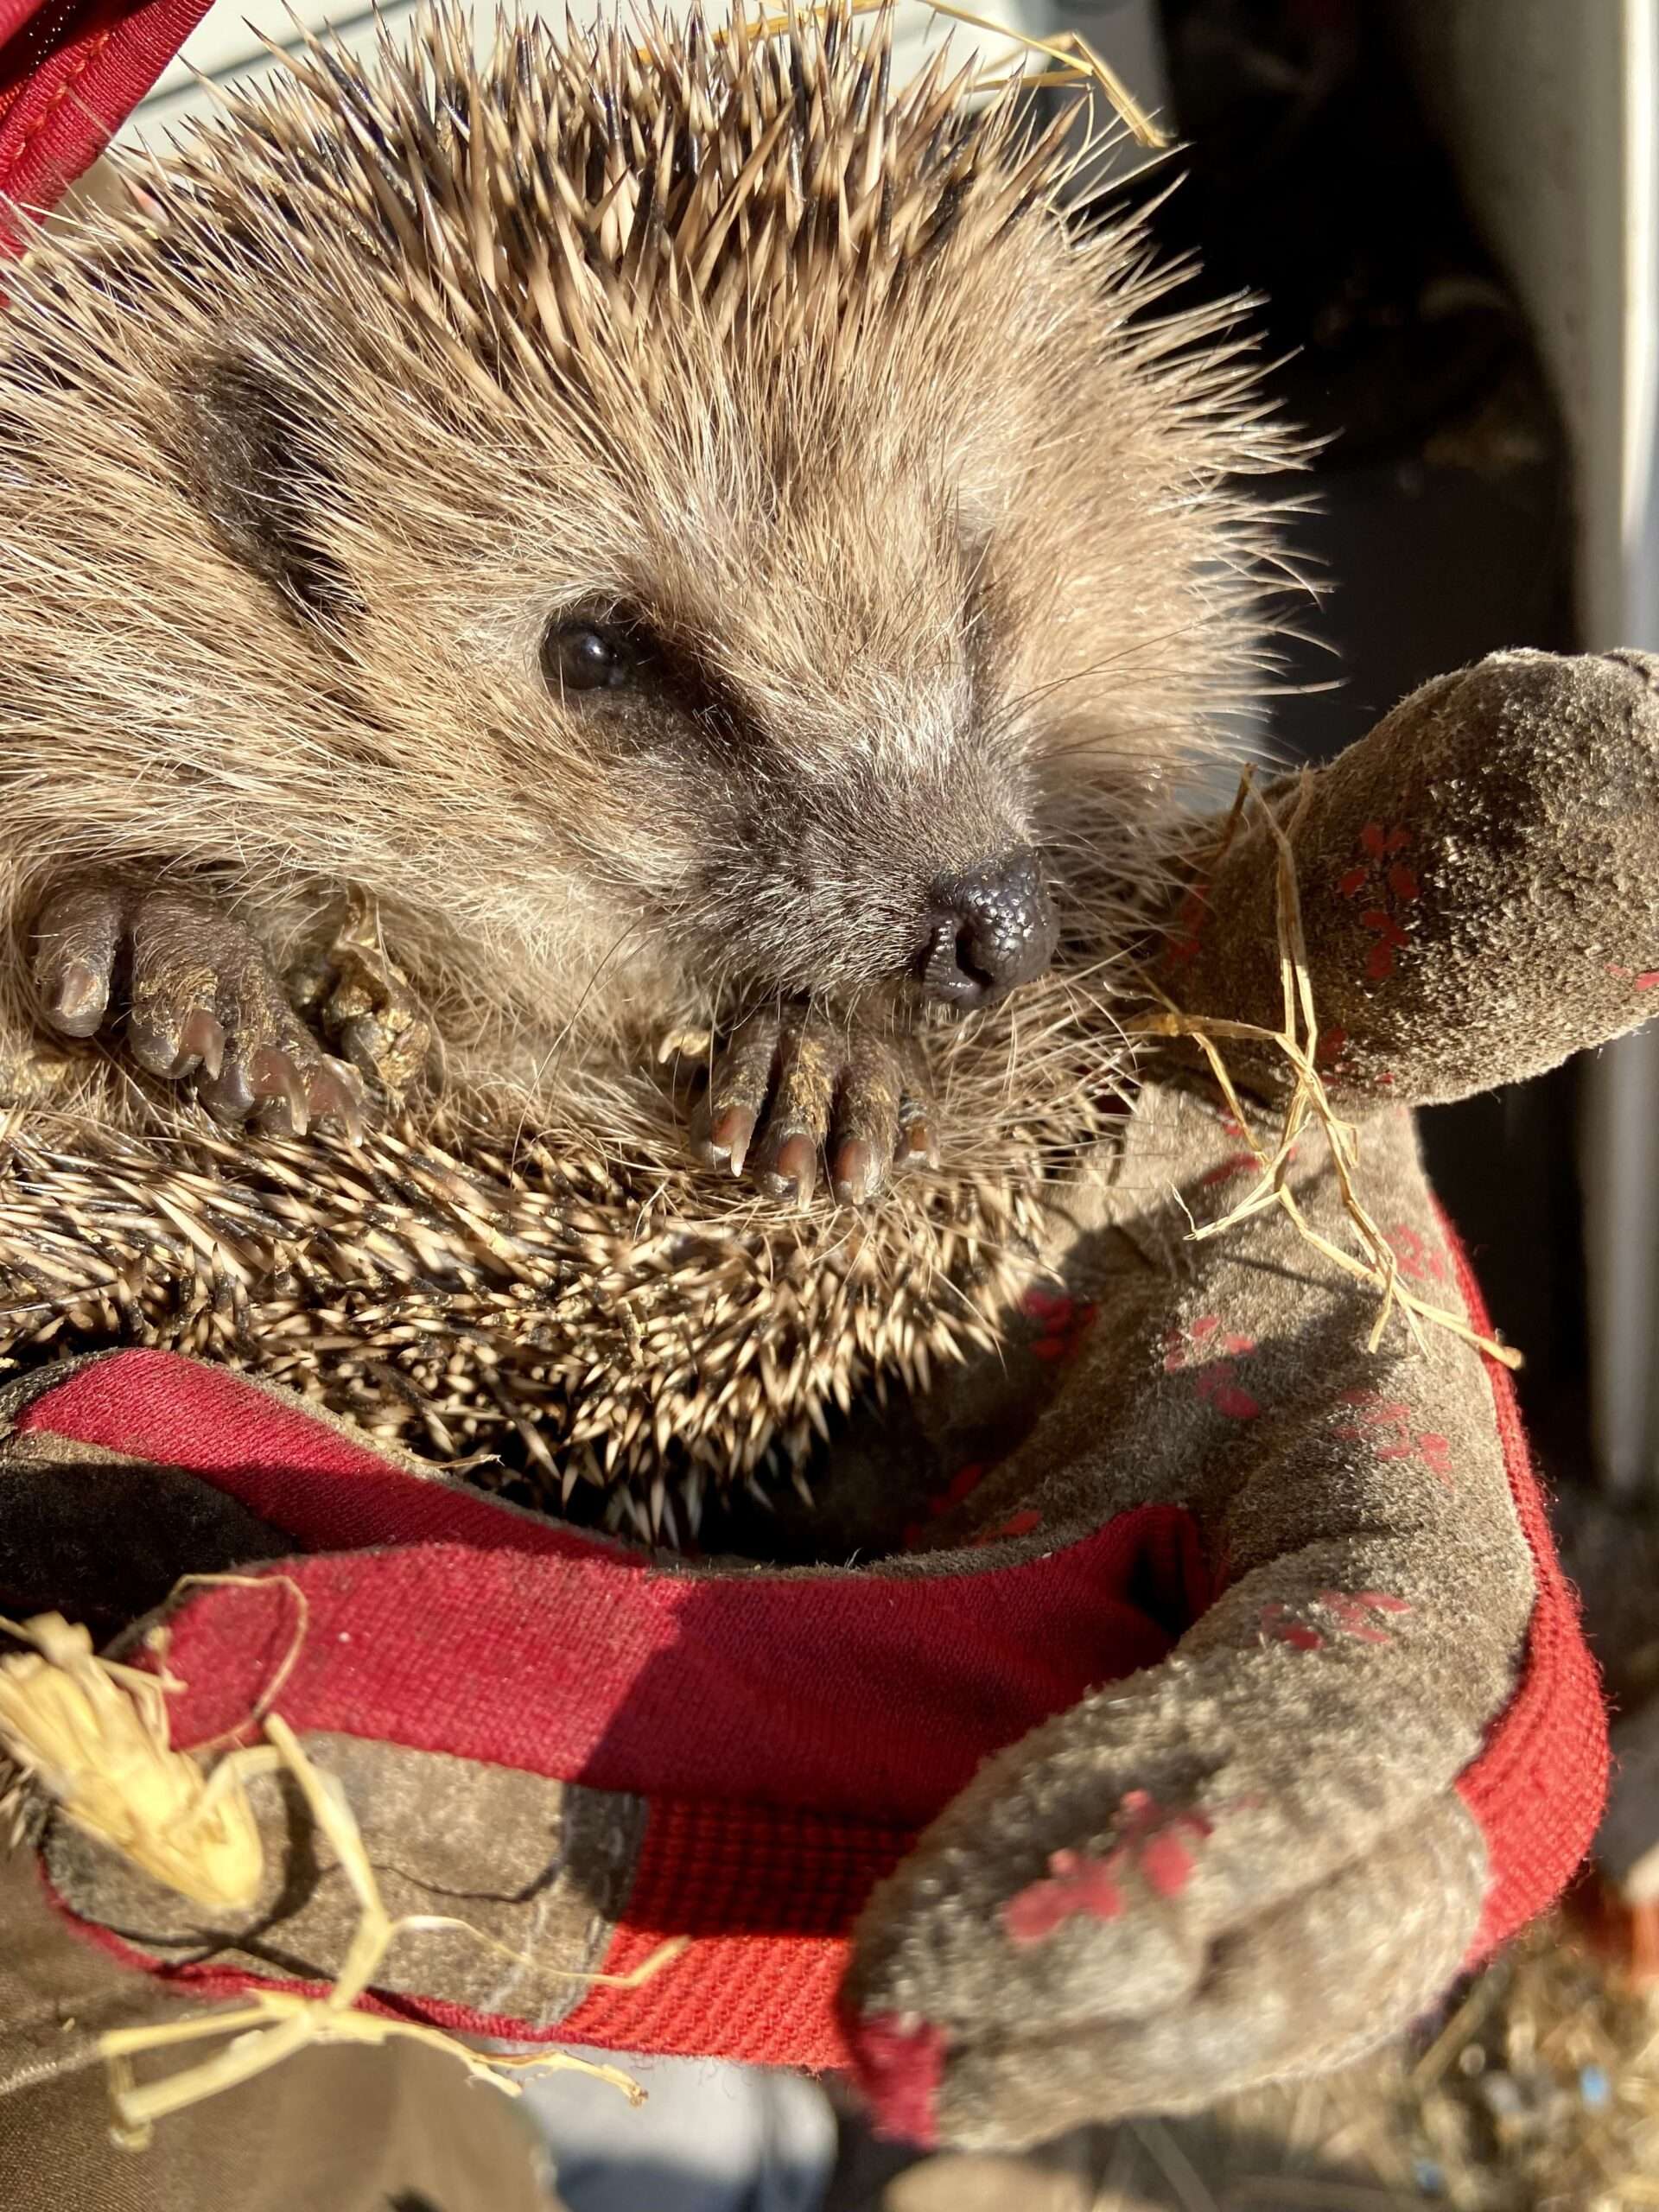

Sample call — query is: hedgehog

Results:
[0,2,1294,1538]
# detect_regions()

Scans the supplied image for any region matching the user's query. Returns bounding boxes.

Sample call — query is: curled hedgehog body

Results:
[0,3,1293,1534]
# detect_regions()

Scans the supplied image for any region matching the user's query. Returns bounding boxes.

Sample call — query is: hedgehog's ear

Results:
[181,350,362,626]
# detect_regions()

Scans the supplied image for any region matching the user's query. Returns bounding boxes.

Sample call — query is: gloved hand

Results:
[3,649,1637,2154]
[844,649,1655,2145]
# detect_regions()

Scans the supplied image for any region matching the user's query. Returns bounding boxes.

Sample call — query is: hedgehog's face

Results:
[181,353,1061,1022]
[509,512,1059,1015]
[401,245,1248,1025]
[175,164,1251,1033]
[318,350,1077,1023]
[438,356,1071,1020]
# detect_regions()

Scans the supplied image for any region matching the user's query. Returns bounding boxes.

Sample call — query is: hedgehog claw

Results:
[896,1107,938,1173]
[200,1055,257,1124]
[831,1138,876,1207]
[696,1004,935,1210]
[181,1007,227,1083]
[29,874,375,1147]
[32,881,123,1040]
[308,1058,368,1145]
[130,1001,228,1083]
[251,1047,312,1137]
[49,960,109,1038]
[761,1131,819,1207]
[705,1104,758,1179]
[699,1009,779,1170]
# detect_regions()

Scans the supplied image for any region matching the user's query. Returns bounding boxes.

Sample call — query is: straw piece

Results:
[99,1712,678,2148]
[699,2,1171,147]
[0,1592,683,2147]
[1128,775,1521,1372]
[0,1612,264,1910]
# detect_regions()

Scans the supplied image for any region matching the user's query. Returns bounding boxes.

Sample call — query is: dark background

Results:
[1117,0,1589,1481]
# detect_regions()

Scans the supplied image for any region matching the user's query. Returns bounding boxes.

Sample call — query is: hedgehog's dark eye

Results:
[540,618,637,695]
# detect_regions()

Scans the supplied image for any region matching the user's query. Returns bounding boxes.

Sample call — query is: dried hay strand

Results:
[0,1608,264,1910]
[100,1710,676,2152]
[0,1589,684,2149]
[735,1,1172,147]
[1128,774,1520,1373]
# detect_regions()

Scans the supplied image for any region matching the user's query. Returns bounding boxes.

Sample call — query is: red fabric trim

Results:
[842,2017,945,2149]
[556,1799,909,2066]
[0,0,207,238]
[19,1354,1209,1826]
[17,1350,641,1560]
[1439,1208,1610,1961]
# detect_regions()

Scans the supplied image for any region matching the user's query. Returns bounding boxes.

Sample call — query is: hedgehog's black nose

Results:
[920,848,1058,1009]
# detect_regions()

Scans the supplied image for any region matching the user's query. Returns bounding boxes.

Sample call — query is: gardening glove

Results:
[841,647,1654,2145]
[0,649,1634,2156]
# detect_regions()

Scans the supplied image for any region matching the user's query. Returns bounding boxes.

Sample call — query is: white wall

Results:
[1399,0,1659,1496]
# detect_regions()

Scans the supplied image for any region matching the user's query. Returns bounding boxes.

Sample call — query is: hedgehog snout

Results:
[918,847,1058,1010]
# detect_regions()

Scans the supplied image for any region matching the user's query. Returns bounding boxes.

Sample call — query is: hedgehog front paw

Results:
[695,1005,936,1208]
[30,876,366,1141]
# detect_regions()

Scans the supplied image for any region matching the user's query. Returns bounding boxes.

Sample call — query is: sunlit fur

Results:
[0,0,1296,1136]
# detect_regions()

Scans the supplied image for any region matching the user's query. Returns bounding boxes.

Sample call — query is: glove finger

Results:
[852,1788,1487,2154]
